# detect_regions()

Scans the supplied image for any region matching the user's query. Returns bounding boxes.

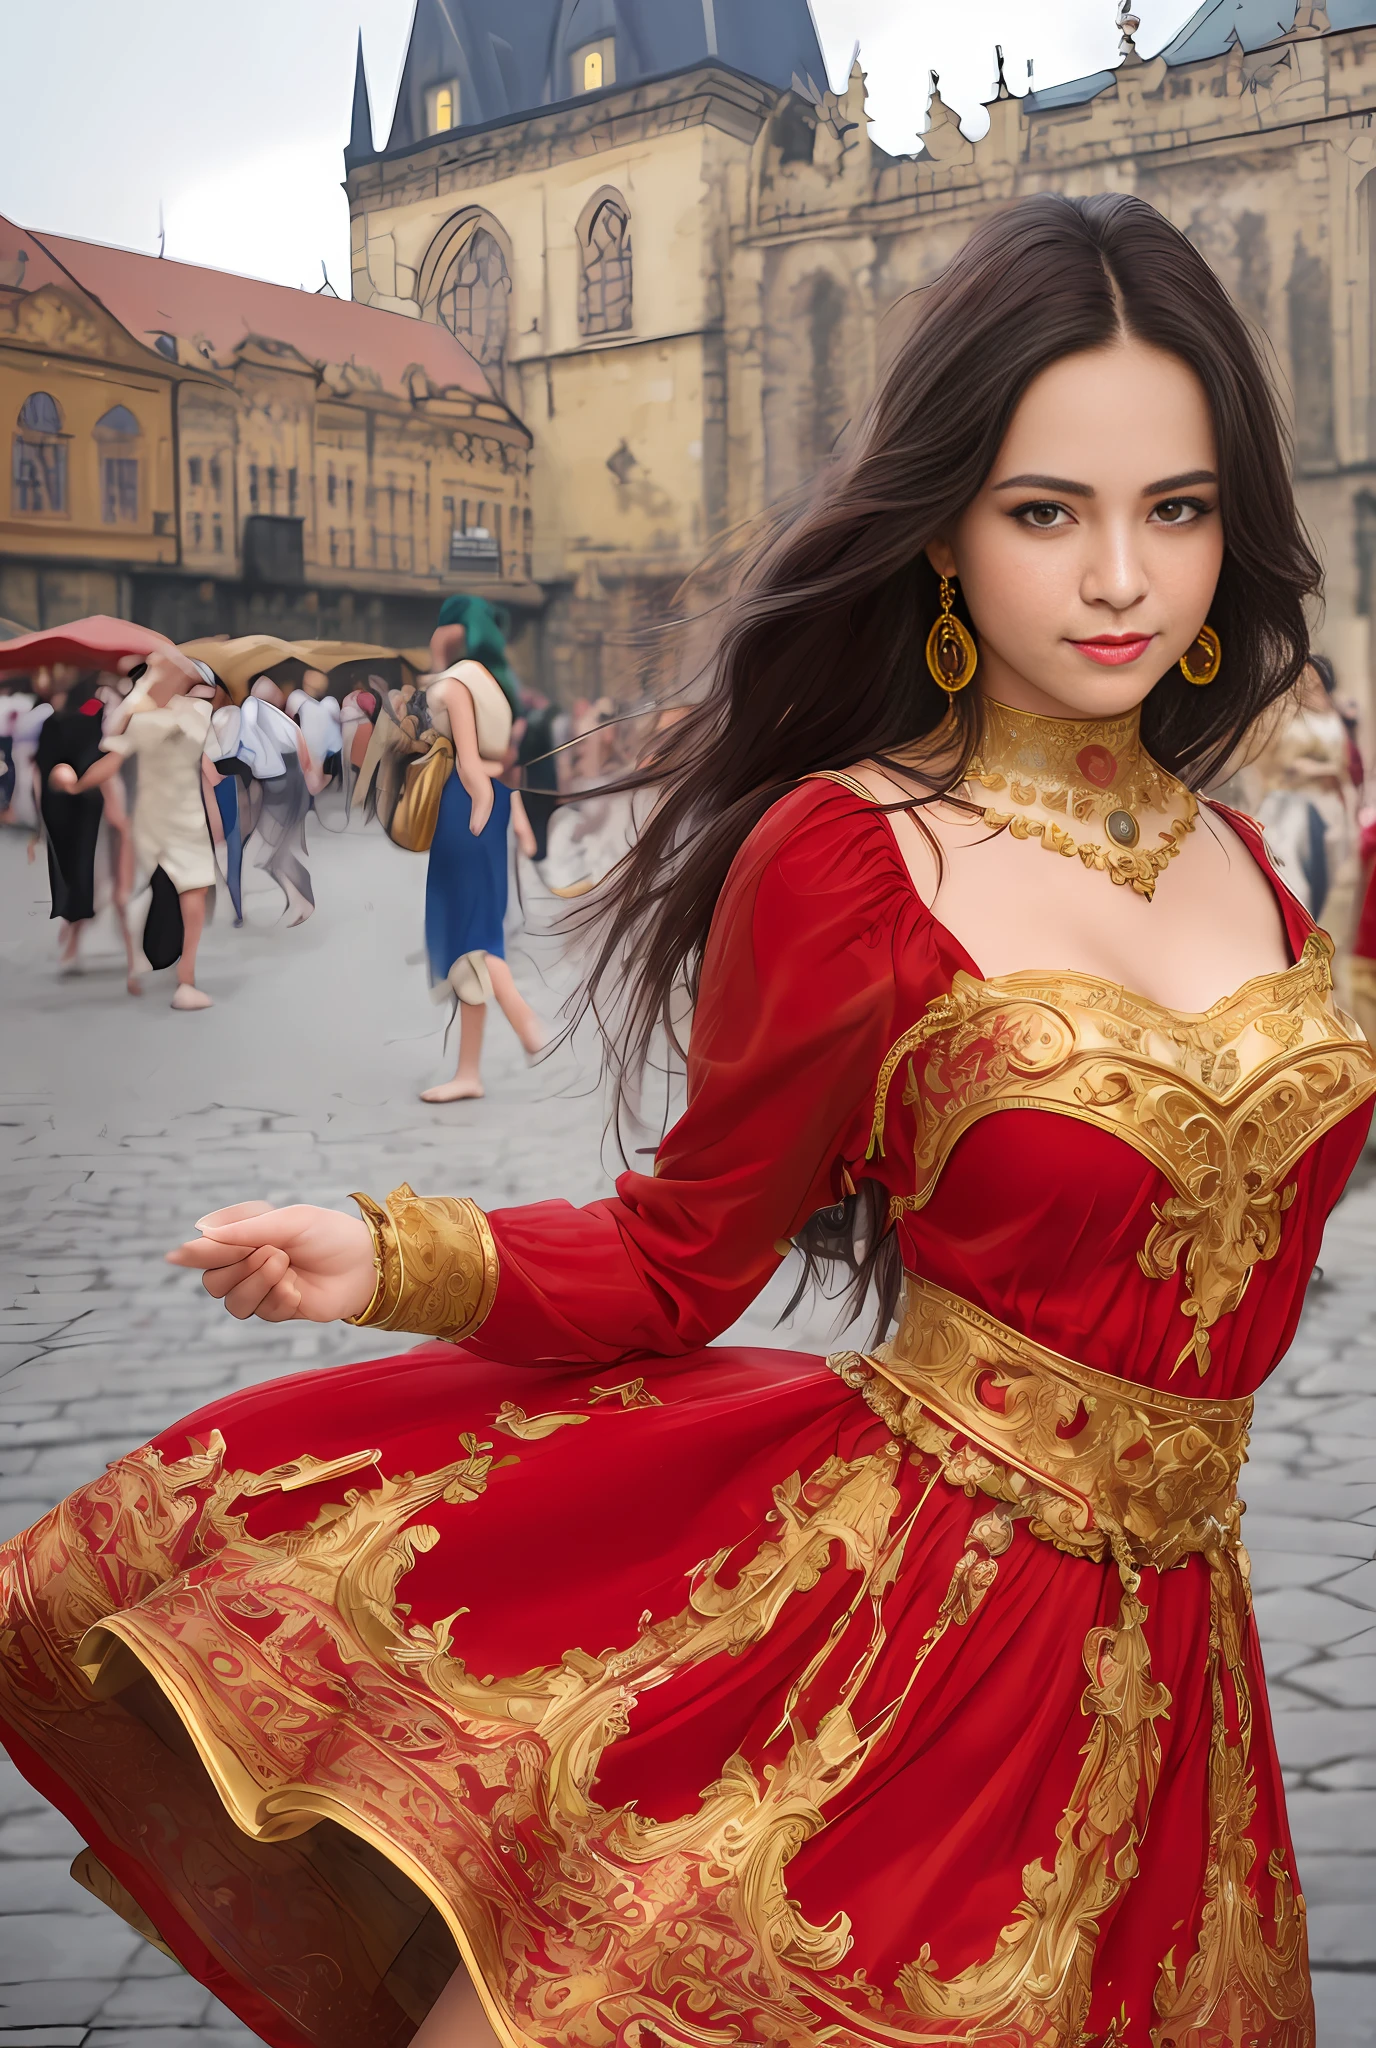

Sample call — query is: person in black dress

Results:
[33,670,106,963]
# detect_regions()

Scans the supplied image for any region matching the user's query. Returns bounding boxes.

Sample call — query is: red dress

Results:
[1,783,1373,2048]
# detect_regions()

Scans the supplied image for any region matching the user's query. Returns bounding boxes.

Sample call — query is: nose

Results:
[1080,515,1149,615]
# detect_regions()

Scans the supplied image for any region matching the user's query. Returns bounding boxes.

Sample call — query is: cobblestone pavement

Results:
[1,822,1374,2045]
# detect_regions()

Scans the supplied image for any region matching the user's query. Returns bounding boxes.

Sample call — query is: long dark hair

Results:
[578,190,1321,1332]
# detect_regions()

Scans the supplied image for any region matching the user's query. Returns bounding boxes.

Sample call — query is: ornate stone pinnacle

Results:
[1117,0,1141,58]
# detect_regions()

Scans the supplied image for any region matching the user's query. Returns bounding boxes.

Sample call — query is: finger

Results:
[195,1201,275,1229]
[198,1212,306,1250]
[167,1236,265,1271]
[256,1276,303,1323]
[223,1250,292,1320]
[201,1245,278,1301]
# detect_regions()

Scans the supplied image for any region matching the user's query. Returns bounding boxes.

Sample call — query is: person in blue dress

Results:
[420,599,543,1101]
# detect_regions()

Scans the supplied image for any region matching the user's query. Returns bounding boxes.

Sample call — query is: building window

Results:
[95,405,141,524]
[12,391,68,515]
[209,457,223,496]
[437,227,511,369]
[346,474,355,514]
[248,463,260,509]
[572,39,615,94]
[327,467,337,506]
[266,465,279,510]
[191,512,204,547]
[288,467,298,514]
[579,192,632,337]
[426,79,460,134]
[188,455,203,487]
[212,516,224,552]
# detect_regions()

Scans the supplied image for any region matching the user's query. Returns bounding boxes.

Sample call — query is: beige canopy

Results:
[178,636,300,702]
[285,640,399,672]
[178,636,408,701]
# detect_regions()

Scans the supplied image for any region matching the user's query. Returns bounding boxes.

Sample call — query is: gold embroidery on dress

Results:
[491,1402,590,1439]
[1151,1556,1313,2047]
[829,1276,1251,1573]
[869,934,1376,1374]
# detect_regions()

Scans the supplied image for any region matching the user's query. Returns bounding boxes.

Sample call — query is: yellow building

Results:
[345,0,1376,727]
[0,211,535,653]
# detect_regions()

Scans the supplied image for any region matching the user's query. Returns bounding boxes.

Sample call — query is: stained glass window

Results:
[580,196,632,337]
[437,229,511,370]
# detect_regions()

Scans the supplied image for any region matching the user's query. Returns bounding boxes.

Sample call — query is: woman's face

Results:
[930,338,1224,721]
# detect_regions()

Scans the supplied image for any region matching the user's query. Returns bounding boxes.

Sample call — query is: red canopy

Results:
[0,615,172,675]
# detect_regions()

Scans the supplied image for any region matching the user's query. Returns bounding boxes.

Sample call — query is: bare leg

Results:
[101,775,140,992]
[410,1963,502,2048]
[421,1001,486,1102]
[486,957,545,1056]
[170,888,212,1010]
[57,919,82,965]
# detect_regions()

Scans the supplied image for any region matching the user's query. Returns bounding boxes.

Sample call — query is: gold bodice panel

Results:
[869,933,1376,1375]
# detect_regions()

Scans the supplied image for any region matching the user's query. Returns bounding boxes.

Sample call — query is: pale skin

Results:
[166,333,1291,2047]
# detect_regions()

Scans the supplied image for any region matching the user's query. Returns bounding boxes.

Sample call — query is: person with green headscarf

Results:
[432,594,521,715]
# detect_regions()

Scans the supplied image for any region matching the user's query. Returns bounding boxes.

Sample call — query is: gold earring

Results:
[926,575,978,695]
[1179,624,1221,686]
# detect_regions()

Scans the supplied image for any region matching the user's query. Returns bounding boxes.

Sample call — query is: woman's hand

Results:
[48,763,79,795]
[166,1201,376,1323]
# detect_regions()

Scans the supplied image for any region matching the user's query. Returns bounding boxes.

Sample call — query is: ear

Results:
[924,538,957,578]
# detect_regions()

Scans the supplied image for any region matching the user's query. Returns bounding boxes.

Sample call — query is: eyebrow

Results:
[991,468,1218,498]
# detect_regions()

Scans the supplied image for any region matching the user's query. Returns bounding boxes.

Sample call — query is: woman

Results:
[213,677,324,927]
[53,653,220,1007]
[1,194,1372,2048]
[31,667,108,963]
[420,646,543,1102]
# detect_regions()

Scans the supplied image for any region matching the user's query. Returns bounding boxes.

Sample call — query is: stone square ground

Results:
[1,822,1373,2045]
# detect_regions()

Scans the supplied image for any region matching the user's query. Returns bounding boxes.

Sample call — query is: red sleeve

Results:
[468,783,935,1365]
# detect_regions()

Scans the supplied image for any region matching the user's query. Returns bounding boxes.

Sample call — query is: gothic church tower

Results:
[345,0,829,695]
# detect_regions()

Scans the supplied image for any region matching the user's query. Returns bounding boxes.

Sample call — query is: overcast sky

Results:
[6,0,1204,291]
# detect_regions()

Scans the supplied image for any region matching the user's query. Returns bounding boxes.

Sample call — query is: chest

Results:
[926,813,1291,1014]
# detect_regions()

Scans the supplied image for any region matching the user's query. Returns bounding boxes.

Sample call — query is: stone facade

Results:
[0,214,534,657]
[347,0,1376,727]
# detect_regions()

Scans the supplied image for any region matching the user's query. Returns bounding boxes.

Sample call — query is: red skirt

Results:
[0,1342,1312,2047]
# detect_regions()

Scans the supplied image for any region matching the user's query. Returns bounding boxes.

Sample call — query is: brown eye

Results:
[1151,497,1208,525]
[1016,501,1067,529]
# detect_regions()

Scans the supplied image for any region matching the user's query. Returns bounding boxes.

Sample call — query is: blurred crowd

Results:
[3,614,1374,1064]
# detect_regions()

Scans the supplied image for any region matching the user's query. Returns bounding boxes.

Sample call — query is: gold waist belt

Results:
[828,1276,1251,1574]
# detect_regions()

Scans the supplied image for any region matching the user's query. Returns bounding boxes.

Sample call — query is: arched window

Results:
[95,404,141,524]
[18,391,62,434]
[12,391,67,516]
[571,39,614,94]
[426,79,460,134]
[437,228,511,370]
[579,191,632,338]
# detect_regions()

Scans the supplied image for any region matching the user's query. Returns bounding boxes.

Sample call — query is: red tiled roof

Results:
[4,214,494,403]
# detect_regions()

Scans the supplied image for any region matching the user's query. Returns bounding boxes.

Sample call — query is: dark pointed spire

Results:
[346,31,375,167]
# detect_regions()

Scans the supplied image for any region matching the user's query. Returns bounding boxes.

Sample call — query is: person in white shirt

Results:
[286,670,343,778]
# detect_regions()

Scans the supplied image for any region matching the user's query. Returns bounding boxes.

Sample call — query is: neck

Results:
[976,694,1147,791]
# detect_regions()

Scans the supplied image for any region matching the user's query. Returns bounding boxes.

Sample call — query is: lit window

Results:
[572,39,614,94]
[425,79,460,134]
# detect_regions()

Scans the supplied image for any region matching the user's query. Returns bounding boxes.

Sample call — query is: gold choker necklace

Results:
[966,698,1198,901]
